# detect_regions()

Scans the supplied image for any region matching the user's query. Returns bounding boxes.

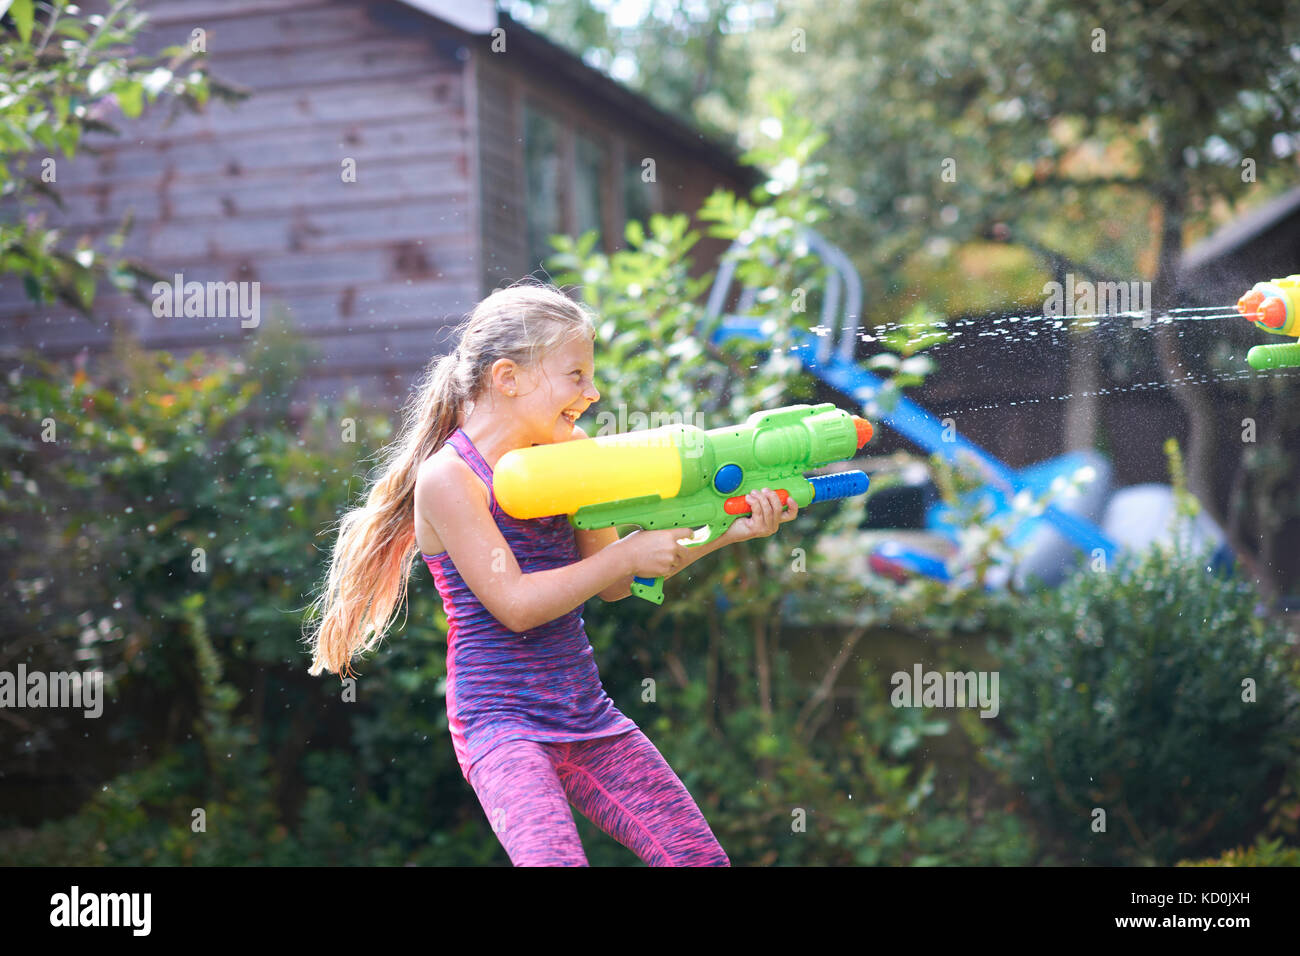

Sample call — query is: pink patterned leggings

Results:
[466,729,730,866]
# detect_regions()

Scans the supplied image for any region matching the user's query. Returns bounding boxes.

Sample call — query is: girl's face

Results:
[513,334,599,445]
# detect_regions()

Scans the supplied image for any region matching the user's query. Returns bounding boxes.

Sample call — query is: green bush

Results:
[1177,835,1300,867]
[988,536,1300,865]
[0,324,485,865]
[581,587,1035,866]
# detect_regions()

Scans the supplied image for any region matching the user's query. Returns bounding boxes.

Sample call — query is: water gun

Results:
[493,403,874,605]
[1236,275,1300,370]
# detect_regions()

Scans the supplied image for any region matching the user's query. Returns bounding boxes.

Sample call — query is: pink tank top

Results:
[421,426,637,782]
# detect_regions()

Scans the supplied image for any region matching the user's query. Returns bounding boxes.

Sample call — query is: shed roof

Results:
[1180,183,1300,275]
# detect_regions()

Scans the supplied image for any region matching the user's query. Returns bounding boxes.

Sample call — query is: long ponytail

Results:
[303,281,595,678]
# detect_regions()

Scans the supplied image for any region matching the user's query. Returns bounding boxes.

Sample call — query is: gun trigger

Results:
[700,525,730,546]
[678,526,713,547]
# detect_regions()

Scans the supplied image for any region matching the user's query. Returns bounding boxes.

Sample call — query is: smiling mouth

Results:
[560,409,582,424]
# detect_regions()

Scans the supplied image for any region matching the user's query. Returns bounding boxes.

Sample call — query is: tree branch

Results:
[1017,174,1153,194]
[794,623,867,743]
[986,226,1127,287]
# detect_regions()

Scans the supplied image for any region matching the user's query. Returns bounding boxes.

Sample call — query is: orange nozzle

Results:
[853,416,874,448]
[1258,296,1288,329]
[1237,289,1264,318]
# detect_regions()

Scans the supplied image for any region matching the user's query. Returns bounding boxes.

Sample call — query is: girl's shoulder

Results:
[414,442,493,556]
[417,442,488,509]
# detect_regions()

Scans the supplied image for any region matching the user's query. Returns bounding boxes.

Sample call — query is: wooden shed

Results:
[0,0,758,408]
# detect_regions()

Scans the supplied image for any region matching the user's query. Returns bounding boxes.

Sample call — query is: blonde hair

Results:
[303,281,597,678]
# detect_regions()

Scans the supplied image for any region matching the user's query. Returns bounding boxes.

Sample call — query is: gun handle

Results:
[630,576,665,605]
[627,527,715,605]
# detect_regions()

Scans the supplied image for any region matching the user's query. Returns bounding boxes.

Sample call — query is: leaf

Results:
[1,118,34,152]
[74,265,96,309]
[55,123,80,158]
[624,218,644,247]
[8,0,34,45]
[188,74,210,108]
[54,19,89,41]
[143,68,173,98]
[108,263,136,292]
[900,355,936,376]
[87,62,115,97]
[115,82,143,118]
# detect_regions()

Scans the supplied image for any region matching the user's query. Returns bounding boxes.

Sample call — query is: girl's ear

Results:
[489,357,521,397]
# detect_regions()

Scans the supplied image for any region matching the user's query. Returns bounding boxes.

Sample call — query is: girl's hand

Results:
[723,488,798,544]
[614,527,696,580]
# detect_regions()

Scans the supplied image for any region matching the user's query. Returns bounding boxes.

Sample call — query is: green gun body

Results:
[573,403,872,604]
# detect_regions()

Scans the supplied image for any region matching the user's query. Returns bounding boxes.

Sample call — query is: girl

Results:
[305,282,797,866]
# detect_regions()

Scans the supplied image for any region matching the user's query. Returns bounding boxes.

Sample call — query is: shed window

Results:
[574,132,608,252]
[524,105,563,274]
[521,102,654,272]
[623,156,654,227]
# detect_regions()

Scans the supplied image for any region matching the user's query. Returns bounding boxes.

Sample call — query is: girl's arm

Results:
[417,454,638,633]
[578,491,796,602]
[579,525,744,601]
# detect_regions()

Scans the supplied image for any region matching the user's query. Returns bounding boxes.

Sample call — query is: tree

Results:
[501,0,762,141]
[738,0,1300,590]
[0,0,241,314]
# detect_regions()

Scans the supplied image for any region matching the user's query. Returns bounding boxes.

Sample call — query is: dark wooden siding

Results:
[0,0,481,409]
[0,0,761,413]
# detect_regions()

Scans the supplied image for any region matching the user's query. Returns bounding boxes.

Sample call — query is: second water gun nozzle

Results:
[1237,289,1264,318]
